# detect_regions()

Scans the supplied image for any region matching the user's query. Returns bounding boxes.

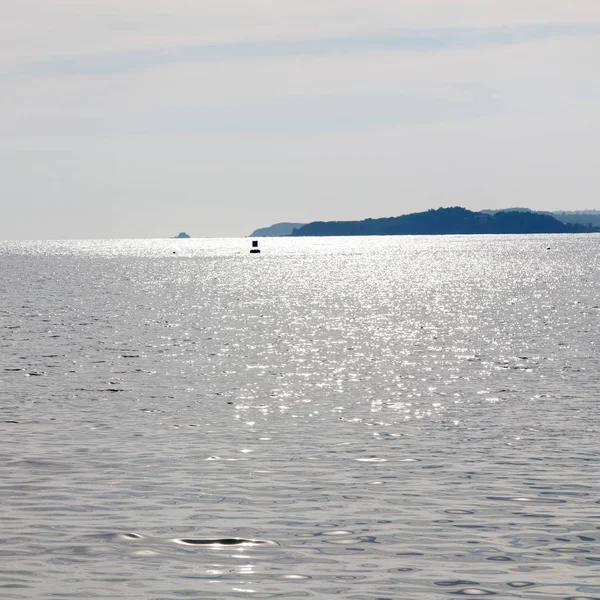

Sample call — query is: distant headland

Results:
[251,208,599,237]
[249,223,306,237]
[173,232,191,239]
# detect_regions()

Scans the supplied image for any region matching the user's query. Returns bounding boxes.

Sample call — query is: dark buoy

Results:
[250,240,260,254]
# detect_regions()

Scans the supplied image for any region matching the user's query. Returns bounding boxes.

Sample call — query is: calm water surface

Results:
[1,235,599,599]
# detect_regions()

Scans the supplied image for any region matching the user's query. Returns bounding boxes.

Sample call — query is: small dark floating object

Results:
[175,537,276,546]
[435,581,481,587]
[181,538,246,545]
[250,240,260,254]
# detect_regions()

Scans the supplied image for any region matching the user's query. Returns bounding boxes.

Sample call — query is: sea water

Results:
[0,235,599,599]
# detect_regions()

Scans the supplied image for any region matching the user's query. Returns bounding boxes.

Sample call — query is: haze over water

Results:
[1,235,599,599]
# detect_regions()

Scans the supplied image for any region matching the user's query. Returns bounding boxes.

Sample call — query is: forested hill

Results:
[482,208,600,228]
[290,207,599,237]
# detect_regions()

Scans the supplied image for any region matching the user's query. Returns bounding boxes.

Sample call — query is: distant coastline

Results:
[249,223,306,237]
[251,208,600,237]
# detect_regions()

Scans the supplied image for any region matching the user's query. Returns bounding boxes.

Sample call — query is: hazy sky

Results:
[1,1,599,239]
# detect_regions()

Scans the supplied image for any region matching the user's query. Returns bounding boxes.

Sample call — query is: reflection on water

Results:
[0,235,599,599]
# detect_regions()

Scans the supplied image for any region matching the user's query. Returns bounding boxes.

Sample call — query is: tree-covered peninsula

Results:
[290,207,599,237]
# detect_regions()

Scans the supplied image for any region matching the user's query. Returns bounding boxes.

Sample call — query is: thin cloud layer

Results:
[16,22,600,78]
[3,0,600,66]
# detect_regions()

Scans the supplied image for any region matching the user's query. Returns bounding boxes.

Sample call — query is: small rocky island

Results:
[173,232,191,239]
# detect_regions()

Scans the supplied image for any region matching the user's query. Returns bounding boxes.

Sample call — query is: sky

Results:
[1,1,599,239]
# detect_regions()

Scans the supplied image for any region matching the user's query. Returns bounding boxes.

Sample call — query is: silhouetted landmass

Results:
[250,222,306,237]
[553,212,600,228]
[482,208,600,229]
[290,207,599,237]
[173,232,191,238]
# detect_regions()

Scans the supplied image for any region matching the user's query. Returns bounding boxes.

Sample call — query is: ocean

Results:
[1,235,599,599]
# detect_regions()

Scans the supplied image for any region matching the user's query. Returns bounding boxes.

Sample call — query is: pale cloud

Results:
[9,22,598,79]
[3,34,597,136]
[2,0,600,66]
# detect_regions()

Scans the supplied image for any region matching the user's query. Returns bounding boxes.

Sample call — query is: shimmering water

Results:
[1,235,599,599]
